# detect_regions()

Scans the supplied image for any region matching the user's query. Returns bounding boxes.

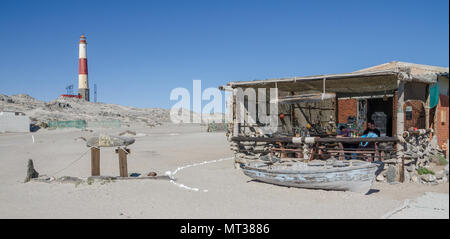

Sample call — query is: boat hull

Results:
[241,162,378,193]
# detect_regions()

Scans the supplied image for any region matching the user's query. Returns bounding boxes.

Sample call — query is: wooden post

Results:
[277,142,287,158]
[374,143,379,162]
[335,95,339,124]
[338,143,345,160]
[117,148,128,177]
[290,104,294,130]
[396,81,405,148]
[309,143,317,162]
[399,156,405,183]
[396,81,405,182]
[91,147,100,176]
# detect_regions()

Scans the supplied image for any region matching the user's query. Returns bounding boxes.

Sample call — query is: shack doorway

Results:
[367,97,393,137]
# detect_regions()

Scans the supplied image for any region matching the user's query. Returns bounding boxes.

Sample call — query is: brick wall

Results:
[404,100,426,129]
[338,99,357,123]
[394,91,428,134]
[338,91,447,147]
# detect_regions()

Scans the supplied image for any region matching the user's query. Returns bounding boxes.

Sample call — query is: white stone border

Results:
[165,157,234,192]
[381,199,410,219]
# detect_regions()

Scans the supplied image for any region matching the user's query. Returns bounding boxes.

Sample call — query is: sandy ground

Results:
[0,124,448,219]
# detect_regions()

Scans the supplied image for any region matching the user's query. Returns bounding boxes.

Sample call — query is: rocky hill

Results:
[0,94,170,127]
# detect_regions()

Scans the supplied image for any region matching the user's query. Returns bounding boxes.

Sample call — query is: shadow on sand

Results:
[248,179,382,195]
[365,189,380,195]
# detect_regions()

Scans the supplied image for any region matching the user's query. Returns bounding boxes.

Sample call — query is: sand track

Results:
[0,124,448,218]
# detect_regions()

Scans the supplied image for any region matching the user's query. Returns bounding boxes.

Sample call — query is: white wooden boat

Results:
[241,159,378,193]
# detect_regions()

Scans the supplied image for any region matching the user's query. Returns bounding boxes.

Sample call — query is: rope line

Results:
[53,147,92,176]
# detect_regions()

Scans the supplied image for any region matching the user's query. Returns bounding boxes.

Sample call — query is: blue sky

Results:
[0,0,448,109]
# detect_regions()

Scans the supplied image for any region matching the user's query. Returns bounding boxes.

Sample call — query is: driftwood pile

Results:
[230,140,271,164]
[28,175,170,186]
[230,127,449,184]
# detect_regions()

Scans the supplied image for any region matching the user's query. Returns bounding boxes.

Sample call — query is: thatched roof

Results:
[355,61,449,75]
[220,62,449,95]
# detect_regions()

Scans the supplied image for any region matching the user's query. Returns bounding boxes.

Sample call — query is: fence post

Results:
[91,147,100,176]
[117,148,129,177]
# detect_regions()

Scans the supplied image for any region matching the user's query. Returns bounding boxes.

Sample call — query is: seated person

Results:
[363,121,381,137]
[360,121,380,161]
[338,125,350,137]
[337,125,355,159]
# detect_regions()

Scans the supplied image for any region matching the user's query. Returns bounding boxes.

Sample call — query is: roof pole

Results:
[425,85,430,129]
[322,78,326,100]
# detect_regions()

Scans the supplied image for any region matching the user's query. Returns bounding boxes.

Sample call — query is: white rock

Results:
[404,171,411,183]
[420,174,437,182]
[411,175,419,183]
[376,174,385,182]
[435,171,445,180]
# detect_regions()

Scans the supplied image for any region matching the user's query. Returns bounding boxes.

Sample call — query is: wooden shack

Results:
[220,61,449,181]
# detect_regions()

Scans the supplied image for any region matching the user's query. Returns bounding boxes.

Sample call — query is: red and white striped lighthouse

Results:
[78,35,89,101]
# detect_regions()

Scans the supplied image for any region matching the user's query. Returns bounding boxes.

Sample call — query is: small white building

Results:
[0,111,30,133]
